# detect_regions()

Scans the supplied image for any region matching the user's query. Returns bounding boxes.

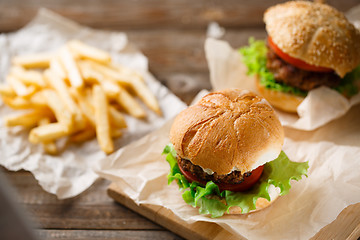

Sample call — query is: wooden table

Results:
[0,1,359,239]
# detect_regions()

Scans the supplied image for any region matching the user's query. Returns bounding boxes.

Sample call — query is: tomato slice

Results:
[267,36,333,73]
[179,164,207,186]
[178,163,264,192]
[216,166,264,192]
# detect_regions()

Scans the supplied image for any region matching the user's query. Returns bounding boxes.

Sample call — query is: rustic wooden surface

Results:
[107,183,360,240]
[1,0,359,240]
[107,183,243,240]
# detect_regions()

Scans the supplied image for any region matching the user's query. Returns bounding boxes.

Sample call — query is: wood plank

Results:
[0,0,358,32]
[310,204,360,240]
[35,229,183,240]
[26,203,162,230]
[4,170,112,205]
[108,183,360,240]
[157,72,211,105]
[346,223,360,240]
[2,169,162,230]
[127,29,266,74]
[107,183,242,240]
[127,29,266,103]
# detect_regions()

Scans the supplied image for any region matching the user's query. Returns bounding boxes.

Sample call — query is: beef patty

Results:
[266,44,342,91]
[177,157,251,185]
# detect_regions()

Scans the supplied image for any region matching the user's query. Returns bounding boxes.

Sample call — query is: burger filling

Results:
[239,38,360,97]
[163,144,309,217]
[266,44,342,91]
[178,157,251,185]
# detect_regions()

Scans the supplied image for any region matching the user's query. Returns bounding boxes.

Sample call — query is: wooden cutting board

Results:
[108,183,360,240]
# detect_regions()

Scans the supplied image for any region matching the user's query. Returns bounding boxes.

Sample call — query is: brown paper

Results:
[204,38,360,131]
[97,101,360,240]
[96,6,360,239]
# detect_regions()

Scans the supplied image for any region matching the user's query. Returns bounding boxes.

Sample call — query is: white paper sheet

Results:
[0,9,187,199]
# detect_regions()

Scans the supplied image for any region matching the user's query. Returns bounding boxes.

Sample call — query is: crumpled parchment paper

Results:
[96,5,360,239]
[204,38,360,131]
[0,9,187,199]
[96,99,360,240]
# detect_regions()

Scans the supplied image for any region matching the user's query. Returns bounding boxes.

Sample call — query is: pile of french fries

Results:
[0,40,161,154]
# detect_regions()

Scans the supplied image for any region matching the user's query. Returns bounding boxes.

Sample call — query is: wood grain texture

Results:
[108,183,360,240]
[107,183,242,240]
[127,29,266,73]
[0,0,358,32]
[310,203,360,240]
[3,170,162,231]
[126,29,266,103]
[1,0,360,239]
[36,229,182,240]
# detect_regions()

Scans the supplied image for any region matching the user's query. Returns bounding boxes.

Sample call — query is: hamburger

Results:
[163,89,308,217]
[240,1,360,113]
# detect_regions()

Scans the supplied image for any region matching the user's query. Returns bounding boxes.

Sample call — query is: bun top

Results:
[264,1,360,77]
[169,89,284,175]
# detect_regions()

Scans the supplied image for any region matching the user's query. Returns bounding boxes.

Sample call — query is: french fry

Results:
[2,93,49,109]
[109,106,127,129]
[2,96,34,109]
[10,66,46,87]
[87,60,132,86]
[100,80,121,99]
[111,64,162,114]
[111,64,161,115]
[7,75,36,97]
[38,118,58,155]
[29,123,69,144]
[0,84,16,97]
[3,39,161,154]
[77,60,102,84]
[42,89,74,128]
[12,52,53,68]
[49,56,67,80]
[43,70,78,115]
[130,76,161,115]
[44,70,85,132]
[78,61,118,100]
[116,86,146,118]
[111,128,123,138]
[69,88,96,127]
[42,140,58,155]
[29,91,48,107]
[4,109,53,128]
[84,88,95,105]
[68,40,111,63]
[1,89,46,109]
[111,63,143,82]
[59,46,84,89]
[93,85,114,154]
[69,127,96,143]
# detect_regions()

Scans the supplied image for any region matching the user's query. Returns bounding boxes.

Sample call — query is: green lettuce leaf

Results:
[335,65,360,97]
[163,144,309,218]
[162,144,189,189]
[239,38,359,97]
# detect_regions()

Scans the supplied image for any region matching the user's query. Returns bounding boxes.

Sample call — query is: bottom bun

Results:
[255,76,304,113]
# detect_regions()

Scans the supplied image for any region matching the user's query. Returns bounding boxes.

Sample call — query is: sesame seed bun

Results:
[264,1,360,77]
[169,89,284,175]
[255,76,304,113]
